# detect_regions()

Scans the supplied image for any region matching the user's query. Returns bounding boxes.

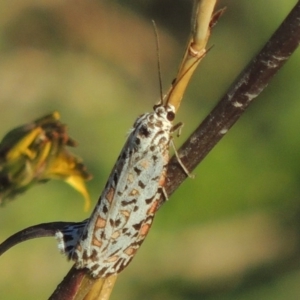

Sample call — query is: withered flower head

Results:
[0,112,92,211]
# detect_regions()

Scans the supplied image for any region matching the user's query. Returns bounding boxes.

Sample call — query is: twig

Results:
[84,275,117,300]
[166,0,222,112]
[164,0,300,197]
[49,266,93,300]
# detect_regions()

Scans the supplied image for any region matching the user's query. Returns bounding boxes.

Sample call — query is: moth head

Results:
[153,103,175,121]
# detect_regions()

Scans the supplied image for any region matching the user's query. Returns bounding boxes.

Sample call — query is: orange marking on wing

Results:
[92,238,103,247]
[95,216,107,228]
[147,200,159,215]
[163,151,169,164]
[129,189,139,196]
[158,174,166,187]
[127,173,134,184]
[124,246,137,256]
[106,187,115,203]
[111,230,121,239]
[139,223,151,236]
[120,210,130,218]
[105,255,119,263]
[139,159,149,169]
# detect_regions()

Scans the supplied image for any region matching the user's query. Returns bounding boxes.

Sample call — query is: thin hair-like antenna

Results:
[152,20,164,106]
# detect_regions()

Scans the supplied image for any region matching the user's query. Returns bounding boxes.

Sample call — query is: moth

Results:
[0,100,180,279]
[56,100,177,277]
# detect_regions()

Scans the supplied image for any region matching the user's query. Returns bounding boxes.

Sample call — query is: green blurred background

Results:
[1,0,300,299]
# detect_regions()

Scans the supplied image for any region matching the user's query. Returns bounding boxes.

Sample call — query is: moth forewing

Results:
[57,104,175,278]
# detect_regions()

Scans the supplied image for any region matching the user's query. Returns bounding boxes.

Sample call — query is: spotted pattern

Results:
[55,104,175,278]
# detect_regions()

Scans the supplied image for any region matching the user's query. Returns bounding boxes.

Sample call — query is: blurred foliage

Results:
[0,111,92,210]
[0,0,300,299]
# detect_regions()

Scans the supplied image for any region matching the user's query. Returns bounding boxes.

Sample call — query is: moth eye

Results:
[167,111,175,121]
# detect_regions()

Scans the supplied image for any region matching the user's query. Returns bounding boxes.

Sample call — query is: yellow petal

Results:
[65,175,91,211]
[6,127,43,161]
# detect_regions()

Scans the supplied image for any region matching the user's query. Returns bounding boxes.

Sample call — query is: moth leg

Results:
[162,186,168,201]
[171,123,195,178]
[156,187,169,209]
[171,122,183,137]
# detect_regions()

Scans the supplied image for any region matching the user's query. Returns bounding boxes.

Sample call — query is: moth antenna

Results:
[152,20,164,106]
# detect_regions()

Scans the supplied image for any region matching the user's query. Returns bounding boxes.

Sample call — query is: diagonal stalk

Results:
[164,0,300,197]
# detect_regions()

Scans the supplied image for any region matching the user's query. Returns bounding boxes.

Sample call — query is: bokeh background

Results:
[1,0,300,299]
